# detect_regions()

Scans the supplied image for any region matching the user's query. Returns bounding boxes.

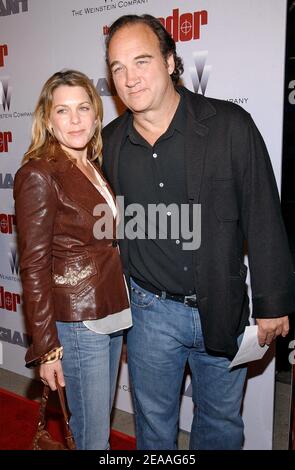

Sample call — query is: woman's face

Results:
[48,85,97,159]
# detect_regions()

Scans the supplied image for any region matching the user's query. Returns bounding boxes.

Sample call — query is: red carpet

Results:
[0,387,136,450]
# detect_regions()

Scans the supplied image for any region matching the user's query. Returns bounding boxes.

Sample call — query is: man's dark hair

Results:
[105,14,184,85]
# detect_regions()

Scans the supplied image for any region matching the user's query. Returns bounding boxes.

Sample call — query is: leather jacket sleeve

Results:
[14,163,61,367]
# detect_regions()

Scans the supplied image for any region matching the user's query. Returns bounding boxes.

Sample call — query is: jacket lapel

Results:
[50,148,110,217]
[183,89,216,203]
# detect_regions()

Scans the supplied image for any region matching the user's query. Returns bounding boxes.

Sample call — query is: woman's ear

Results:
[47,121,54,134]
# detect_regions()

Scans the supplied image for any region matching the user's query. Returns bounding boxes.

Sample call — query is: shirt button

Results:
[184,266,188,271]
[153,153,158,158]
[176,240,180,245]
[159,182,164,188]
[167,211,171,216]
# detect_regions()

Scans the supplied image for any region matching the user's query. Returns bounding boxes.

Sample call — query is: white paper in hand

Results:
[229,325,269,368]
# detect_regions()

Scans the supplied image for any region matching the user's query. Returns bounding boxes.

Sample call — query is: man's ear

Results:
[167,53,175,75]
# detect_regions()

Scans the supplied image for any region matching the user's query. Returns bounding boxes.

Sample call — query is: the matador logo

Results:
[190,51,212,95]
[103,8,208,43]
[0,213,16,234]
[0,77,12,111]
[0,44,8,67]
[0,131,12,153]
[0,285,20,312]
[158,8,208,43]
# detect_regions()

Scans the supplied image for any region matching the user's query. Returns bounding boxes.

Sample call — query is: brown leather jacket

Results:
[14,148,129,366]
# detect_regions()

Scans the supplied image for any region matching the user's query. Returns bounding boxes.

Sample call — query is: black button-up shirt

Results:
[119,91,195,295]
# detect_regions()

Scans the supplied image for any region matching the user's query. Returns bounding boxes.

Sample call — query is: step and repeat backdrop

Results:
[0,0,287,449]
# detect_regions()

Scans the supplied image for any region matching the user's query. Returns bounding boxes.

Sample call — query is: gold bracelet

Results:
[39,346,63,365]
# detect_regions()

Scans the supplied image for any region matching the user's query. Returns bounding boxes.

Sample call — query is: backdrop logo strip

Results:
[9,245,19,276]
[0,0,28,16]
[0,327,29,348]
[0,77,12,111]
[0,173,14,189]
[190,51,211,95]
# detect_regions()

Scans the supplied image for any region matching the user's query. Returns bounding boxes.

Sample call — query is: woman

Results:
[14,70,131,450]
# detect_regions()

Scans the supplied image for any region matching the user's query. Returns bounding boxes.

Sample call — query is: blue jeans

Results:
[56,321,122,450]
[127,278,247,450]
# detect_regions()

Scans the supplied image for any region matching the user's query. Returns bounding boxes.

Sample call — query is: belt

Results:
[133,278,198,308]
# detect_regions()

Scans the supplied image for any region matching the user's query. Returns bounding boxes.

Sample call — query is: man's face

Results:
[108,23,175,114]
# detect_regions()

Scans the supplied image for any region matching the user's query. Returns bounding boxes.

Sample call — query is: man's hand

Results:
[256,316,289,347]
[39,359,65,390]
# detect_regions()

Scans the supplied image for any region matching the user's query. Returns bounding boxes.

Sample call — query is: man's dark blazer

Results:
[102,86,295,357]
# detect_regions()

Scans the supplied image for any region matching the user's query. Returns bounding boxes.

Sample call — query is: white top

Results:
[83,161,132,335]
[89,162,118,219]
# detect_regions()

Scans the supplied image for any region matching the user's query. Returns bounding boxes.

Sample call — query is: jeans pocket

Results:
[130,279,156,309]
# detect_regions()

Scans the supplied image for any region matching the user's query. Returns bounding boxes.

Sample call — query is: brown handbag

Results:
[32,378,76,450]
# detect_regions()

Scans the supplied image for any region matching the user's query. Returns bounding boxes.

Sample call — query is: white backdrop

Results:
[0,0,287,449]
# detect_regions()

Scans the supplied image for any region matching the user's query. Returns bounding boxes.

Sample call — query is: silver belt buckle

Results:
[184,294,197,307]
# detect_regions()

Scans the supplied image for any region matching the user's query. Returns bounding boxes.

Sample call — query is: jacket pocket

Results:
[52,254,98,290]
[212,178,239,222]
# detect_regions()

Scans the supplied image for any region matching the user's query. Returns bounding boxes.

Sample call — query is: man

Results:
[102,14,295,450]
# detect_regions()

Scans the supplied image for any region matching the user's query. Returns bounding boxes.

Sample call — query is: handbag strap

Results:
[37,375,76,449]
[37,383,50,433]
[55,379,76,449]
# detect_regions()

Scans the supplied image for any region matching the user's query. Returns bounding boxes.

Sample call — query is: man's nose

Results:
[125,67,139,88]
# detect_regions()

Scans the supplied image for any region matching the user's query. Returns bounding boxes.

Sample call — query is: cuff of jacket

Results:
[252,290,295,318]
[25,340,62,368]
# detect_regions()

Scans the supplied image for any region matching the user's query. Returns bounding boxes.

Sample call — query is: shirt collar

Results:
[126,90,186,146]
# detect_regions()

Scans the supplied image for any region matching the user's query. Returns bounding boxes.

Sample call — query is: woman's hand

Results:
[39,359,65,390]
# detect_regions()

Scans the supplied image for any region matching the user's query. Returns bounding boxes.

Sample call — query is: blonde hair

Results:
[22,69,103,165]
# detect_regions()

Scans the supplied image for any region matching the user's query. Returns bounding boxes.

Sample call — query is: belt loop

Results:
[161,291,166,300]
